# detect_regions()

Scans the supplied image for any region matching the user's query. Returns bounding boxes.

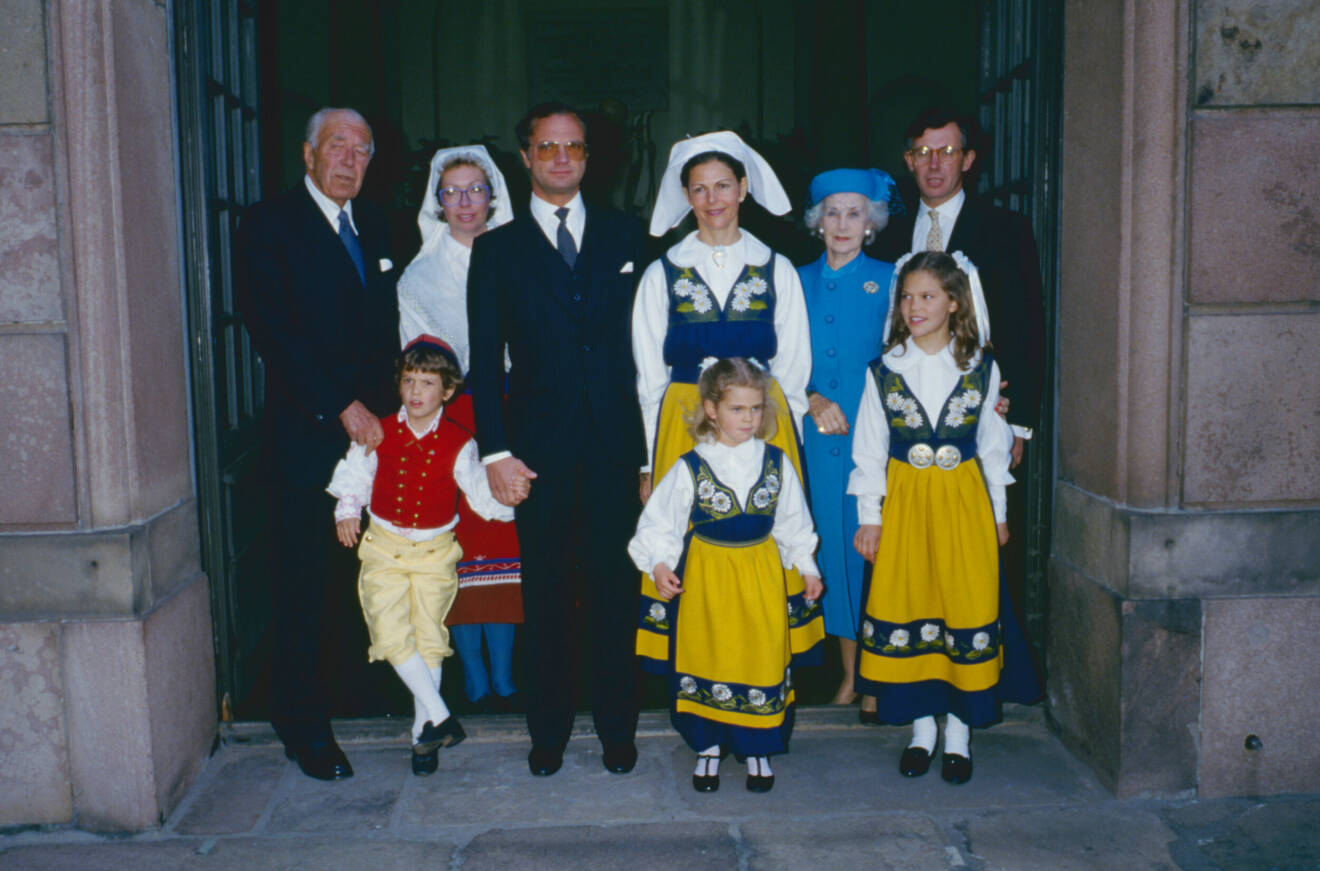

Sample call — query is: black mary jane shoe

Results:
[941,752,973,784]
[414,716,466,755]
[411,745,439,776]
[899,745,933,778]
[692,753,721,793]
[745,757,775,793]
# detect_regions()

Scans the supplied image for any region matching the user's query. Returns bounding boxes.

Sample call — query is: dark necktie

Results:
[555,206,577,268]
[338,209,367,284]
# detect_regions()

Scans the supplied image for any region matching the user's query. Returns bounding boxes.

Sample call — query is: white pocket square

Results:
[620,261,635,273]
[379,258,393,272]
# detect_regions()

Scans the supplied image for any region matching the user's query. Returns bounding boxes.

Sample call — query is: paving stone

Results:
[1195,797,1320,871]
[966,805,1180,871]
[743,812,953,870]
[458,822,737,870]
[0,840,206,870]
[172,748,286,834]
[400,738,685,829]
[265,748,404,833]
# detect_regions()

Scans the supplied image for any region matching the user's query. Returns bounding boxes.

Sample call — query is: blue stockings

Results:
[449,622,516,701]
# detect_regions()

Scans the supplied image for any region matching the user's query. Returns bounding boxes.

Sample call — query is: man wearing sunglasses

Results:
[468,102,646,779]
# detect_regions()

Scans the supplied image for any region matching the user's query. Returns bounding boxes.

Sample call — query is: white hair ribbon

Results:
[881,252,917,345]
[649,131,791,237]
[949,250,992,346]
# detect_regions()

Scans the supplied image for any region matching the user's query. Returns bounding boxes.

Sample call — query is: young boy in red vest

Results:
[328,335,513,775]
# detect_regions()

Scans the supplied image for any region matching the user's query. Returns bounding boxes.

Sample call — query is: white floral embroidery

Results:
[751,487,771,509]
[920,623,941,642]
[889,628,910,648]
[697,479,716,500]
[862,621,875,639]
[709,492,733,514]
[729,275,769,312]
[944,388,984,429]
[679,675,698,694]
[885,392,905,411]
[712,683,733,702]
[673,277,715,314]
[764,472,780,495]
[648,602,667,623]
[748,688,767,706]
[972,631,990,651]
[886,392,922,429]
[945,632,957,650]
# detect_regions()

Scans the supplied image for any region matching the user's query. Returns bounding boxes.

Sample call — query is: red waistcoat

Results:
[369,410,472,529]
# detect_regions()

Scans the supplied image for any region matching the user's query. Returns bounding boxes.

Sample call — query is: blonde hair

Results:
[684,357,779,442]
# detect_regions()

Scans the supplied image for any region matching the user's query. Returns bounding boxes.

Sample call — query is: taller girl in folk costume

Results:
[848,251,1039,785]
[396,145,524,714]
[629,358,821,794]
[633,131,823,670]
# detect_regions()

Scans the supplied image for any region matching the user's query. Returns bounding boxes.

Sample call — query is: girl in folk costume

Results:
[629,358,822,794]
[396,145,523,714]
[633,131,823,671]
[328,337,514,775]
[848,251,1039,785]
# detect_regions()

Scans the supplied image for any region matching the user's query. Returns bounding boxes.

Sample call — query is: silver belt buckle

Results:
[935,444,962,470]
[907,443,934,469]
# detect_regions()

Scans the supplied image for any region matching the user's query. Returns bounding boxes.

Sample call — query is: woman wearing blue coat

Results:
[798,169,903,721]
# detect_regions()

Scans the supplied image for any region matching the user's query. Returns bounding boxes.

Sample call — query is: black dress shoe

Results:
[415,716,466,755]
[602,741,638,774]
[745,757,774,793]
[941,752,973,784]
[899,745,933,777]
[285,740,354,781]
[411,746,439,776]
[528,746,563,776]
[691,753,721,792]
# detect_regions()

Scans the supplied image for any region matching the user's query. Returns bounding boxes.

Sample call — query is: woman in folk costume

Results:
[633,131,823,672]
[848,250,1039,786]
[396,145,523,714]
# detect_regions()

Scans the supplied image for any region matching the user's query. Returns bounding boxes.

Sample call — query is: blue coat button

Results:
[828,379,838,389]
[824,314,834,324]
[830,447,840,457]
[826,348,836,357]
[827,281,837,290]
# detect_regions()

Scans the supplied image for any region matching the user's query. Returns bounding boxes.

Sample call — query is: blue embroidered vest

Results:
[660,255,777,384]
[868,350,994,463]
[681,444,783,546]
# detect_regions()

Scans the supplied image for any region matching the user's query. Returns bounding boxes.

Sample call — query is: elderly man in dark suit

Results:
[236,107,399,780]
[467,102,645,778]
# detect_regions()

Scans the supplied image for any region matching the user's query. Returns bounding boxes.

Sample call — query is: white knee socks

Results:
[943,712,970,756]
[393,653,450,741]
[909,715,938,752]
[694,744,721,777]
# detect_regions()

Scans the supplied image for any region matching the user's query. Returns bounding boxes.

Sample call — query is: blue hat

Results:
[807,168,905,216]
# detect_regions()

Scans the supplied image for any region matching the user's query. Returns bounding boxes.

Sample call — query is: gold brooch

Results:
[863,281,879,294]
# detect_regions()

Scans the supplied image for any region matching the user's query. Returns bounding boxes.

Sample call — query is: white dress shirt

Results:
[909,187,965,253]
[628,438,820,578]
[847,338,1013,526]
[304,174,359,234]
[527,191,585,251]
[632,230,812,469]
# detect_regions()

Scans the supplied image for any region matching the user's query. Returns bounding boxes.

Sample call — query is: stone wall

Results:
[0,0,216,829]
[1053,0,1320,797]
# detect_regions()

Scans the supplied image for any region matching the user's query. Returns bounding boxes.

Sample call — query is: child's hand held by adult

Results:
[854,524,881,560]
[802,573,823,601]
[652,563,684,600]
[487,456,537,506]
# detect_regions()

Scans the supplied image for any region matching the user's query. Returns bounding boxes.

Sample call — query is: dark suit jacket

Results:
[235,183,400,488]
[466,205,646,474]
[875,196,1046,431]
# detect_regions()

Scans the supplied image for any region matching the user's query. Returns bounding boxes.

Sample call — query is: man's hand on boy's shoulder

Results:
[340,399,384,453]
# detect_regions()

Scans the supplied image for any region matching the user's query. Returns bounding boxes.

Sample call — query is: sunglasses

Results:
[532,140,587,160]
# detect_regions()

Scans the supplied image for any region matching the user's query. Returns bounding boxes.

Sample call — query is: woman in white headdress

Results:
[633,132,823,679]
[396,145,523,715]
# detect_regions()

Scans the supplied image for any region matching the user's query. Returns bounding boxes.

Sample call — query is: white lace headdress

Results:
[648,131,791,237]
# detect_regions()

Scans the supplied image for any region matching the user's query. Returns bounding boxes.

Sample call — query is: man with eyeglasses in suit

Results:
[467,102,646,778]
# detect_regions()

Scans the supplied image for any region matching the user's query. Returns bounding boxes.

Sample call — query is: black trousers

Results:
[513,457,641,751]
[266,484,340,748]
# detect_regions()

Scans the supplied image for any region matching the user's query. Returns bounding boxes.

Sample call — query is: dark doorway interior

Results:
[179,0,1057,724]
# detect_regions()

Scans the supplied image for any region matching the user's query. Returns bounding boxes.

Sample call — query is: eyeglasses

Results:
[532,140,587,160]
[907,145,963,163]
[438,184,490,205]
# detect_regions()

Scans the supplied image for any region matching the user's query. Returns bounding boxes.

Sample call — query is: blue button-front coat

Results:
[798,252,894,639]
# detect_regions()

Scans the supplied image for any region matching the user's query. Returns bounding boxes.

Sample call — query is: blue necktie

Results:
[337,209,366,284]
[555,206,577,269]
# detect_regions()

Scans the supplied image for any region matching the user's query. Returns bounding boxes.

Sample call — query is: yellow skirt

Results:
[638,379,823,664]
[857,459,1001,694]
[672,534,794,729]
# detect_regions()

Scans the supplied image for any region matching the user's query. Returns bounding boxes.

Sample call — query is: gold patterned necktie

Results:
[925,209,943,251]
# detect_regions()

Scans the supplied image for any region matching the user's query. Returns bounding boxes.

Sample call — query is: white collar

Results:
[304,174,356,232]
[666,229,771,268]
[883,338,979,373]
[529,191,584,225]
[922,187,965,221]
[395,404,445,439]
[695,435,764,465]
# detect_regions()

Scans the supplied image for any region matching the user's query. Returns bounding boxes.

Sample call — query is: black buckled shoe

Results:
[602,741,638,774]
[941,752,973,784]
[692,753,721,792]
[745,757,775,793]
[414,716,466,755]
[411,745,439,776]
[899,745,933,777]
